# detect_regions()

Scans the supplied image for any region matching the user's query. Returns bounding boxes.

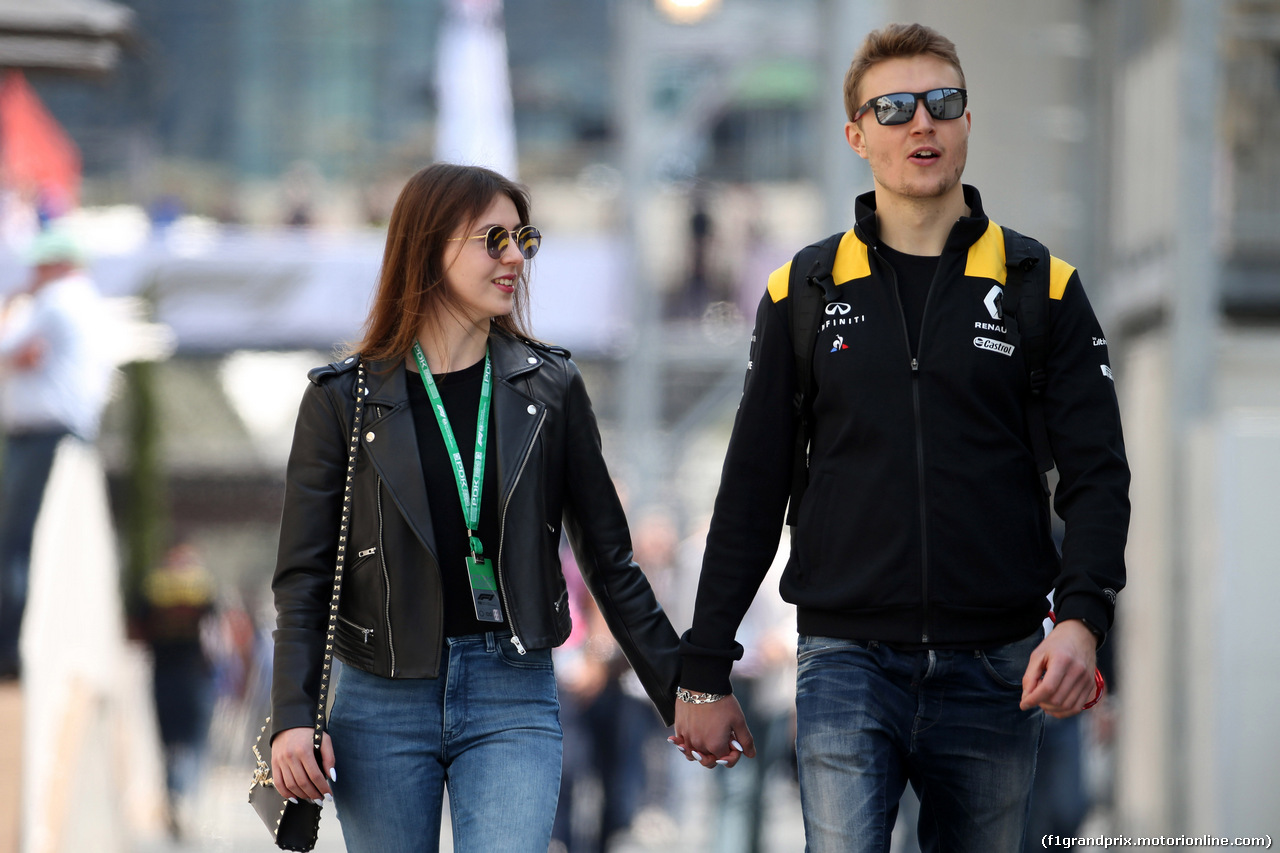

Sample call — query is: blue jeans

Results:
[327,631,562,853]
[795,629,1045,853]
[0,430,67,670]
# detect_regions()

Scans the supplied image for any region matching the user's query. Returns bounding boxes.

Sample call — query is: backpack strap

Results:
[1001,226,1054,493]
[786,231,844,525]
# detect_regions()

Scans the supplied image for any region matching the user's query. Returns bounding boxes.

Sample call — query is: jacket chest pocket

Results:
[923,310,1028,403]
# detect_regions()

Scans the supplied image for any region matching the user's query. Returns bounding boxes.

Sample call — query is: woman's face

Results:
[441,193,525,325]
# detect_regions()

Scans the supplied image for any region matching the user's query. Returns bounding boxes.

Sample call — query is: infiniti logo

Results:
[825,302,852,316]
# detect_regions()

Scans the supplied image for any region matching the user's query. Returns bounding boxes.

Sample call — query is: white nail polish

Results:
[313,799,324,806]
[691,751,702,761]
[329,767,337,782]
[716,759,729,766]
[731,739,744,752]
[675,745,686,753]
[288,797,298,804]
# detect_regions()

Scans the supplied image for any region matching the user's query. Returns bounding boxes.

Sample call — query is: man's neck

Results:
[873,184,969,256]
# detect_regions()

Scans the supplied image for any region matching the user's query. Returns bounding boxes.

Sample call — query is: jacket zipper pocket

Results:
[356,546,377,559]
[338,615,374,643]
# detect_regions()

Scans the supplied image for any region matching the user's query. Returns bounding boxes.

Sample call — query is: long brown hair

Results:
[349,163,535,363]
[843,23,965,122]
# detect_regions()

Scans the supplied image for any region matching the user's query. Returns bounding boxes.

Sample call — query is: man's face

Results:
[845,55,970,204]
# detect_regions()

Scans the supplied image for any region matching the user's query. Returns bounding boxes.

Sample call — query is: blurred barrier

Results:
[19,439,165,853]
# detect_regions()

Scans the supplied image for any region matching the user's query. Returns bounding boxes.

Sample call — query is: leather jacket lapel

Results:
[360,362,439,560]
[488,335,546,503]
[492,378,544,505]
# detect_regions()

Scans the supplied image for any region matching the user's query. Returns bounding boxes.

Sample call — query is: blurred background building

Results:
[1,0,1277,850]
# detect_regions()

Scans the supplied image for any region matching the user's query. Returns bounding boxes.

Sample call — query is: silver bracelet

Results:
[677,687,727,705]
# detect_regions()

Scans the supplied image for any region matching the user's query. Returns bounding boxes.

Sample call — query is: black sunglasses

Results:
[852,88,967,126]
[448,224,542,260]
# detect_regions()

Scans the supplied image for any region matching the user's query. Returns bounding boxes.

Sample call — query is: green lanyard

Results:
[411,341,492,556]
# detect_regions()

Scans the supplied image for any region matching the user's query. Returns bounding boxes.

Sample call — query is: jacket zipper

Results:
[497,407,547,655]
[338,614,374,643]
[876,244,941,644]
[376,476,396,673]
[909,359,930,643]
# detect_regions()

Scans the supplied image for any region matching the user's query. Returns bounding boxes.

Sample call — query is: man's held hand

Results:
[672,692,756,769]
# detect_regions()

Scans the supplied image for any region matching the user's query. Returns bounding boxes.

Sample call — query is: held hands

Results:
[671,692,756,769]
[271,727,336,804]
[1020,618,1098,719]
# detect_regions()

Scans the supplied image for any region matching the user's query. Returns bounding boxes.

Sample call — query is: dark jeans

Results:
[0,430,67,670]
[795,629,1045,853]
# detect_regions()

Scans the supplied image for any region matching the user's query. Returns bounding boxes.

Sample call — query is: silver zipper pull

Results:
[510,634,527,655]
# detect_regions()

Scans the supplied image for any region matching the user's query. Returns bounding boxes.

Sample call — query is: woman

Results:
[269,163,679,852]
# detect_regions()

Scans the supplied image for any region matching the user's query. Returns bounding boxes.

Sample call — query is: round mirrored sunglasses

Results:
[449,225,542,260]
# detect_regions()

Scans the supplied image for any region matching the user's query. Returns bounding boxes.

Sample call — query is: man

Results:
[672,23,1129,852]
[0,229,112,679]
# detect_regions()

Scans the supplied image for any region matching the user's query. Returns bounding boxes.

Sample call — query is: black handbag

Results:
[248,360,366,851]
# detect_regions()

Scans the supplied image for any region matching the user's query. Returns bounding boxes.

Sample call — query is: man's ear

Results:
[845,121,869,160]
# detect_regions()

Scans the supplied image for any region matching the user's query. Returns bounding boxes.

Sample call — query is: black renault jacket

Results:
[271,332,680,741]
[681,187,1130,694]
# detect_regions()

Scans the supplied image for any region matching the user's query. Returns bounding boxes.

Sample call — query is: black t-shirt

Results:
[405,358,507,638]
[878,242,940,358]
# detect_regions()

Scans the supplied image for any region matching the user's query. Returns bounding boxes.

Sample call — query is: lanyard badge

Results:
[413,342,503,623]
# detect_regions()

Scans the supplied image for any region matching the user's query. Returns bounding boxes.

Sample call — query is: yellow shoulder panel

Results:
[964,221,1007,285]
[832,229,870,283]
[767,260,793,302]
[1049,255,1076,301]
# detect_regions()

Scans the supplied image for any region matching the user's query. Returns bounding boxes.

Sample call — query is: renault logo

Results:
[983,285,1003,320]
[825,302,852,315]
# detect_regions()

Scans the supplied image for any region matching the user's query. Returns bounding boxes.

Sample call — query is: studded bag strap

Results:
[310,360,367,759]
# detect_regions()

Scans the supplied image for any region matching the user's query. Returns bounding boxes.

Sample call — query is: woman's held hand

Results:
[270,727,336,803]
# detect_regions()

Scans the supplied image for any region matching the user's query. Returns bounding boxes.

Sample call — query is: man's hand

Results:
[271,727,336,803]
[1020,619,1098,719]
[672,693,756,769]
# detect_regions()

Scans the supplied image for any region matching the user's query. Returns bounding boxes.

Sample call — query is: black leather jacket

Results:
[270,332,680,741]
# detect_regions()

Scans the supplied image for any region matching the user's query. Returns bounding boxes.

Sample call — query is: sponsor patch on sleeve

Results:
[1101,364,1114,380]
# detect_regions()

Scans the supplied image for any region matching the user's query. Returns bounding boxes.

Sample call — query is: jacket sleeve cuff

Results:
[678,629,743,695]
[1054,594,1112,647]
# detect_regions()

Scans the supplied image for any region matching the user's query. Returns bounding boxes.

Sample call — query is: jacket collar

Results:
[351,330,548,563]
[361,330,543,406]
[852,184,990,254]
